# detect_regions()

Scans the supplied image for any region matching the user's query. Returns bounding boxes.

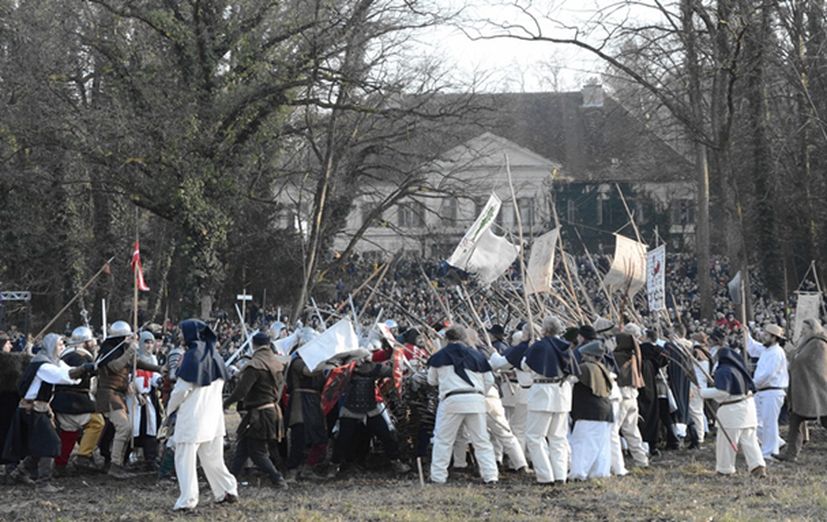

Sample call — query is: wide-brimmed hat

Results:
[763,324,786,340]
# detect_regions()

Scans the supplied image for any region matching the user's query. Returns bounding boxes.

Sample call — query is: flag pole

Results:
[130,211,139,452]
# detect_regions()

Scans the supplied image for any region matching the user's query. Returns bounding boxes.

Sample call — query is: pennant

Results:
[525,228,559,294]
[131,241,150,292]
[603,234,647,296]
[646,245,666,311]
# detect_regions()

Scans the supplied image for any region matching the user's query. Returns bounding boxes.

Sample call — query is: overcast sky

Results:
[420,0,666,93]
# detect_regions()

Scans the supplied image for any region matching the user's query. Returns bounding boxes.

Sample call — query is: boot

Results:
[284,468,299,483]
[299,464,328,481]
[271,475,289,490]
[74,455,98,472]
[107,463,133,480]
[750,465,767,478]
[390,460,411,474]
[9,466,35,486]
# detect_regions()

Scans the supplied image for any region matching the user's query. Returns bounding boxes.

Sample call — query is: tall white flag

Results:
[525,228,560,294]
[646,245,666,311]
[603,234,647,297]
[447,194,519,285]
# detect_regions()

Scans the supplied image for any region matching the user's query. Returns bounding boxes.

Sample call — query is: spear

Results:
[35,256,116,340]
[505,155,536,340]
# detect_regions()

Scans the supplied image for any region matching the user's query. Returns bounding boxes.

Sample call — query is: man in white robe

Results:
[167,319,238,512]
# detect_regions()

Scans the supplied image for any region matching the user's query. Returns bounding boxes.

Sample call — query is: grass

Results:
[2,422,826,521]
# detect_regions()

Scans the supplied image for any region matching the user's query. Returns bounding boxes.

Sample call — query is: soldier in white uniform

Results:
[746,324,788,459]
[521,316,577,484]
[701,347,766,476]
[427,326,498,484]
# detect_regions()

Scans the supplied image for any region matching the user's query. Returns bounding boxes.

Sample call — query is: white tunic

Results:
[520,360,572,413]
[167,378,226,444]
[427,366,492,414]
[700,387,758,429]
[24,361,79,399]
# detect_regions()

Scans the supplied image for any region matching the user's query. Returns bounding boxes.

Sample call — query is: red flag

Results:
[131,241,150,292]
[321,361,356,415]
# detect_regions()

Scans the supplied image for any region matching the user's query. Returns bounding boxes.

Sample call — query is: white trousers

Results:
[688,385,706,444]
[569,420,612,480]
[525,410,569,483]
[715,426,765,474]
[487,398,527,470]
[431,411,498,483]
[505,402,528,451]
[618,392,649,466]
[609,400,627,475]
[174,437,238,510]
[755,391,785,457]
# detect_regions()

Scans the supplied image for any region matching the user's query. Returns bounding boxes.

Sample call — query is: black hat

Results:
[252,332,271,347]
[487,324,505,338]
[563,327,580,344]
[578,325,597,341]
[710,328,727,343]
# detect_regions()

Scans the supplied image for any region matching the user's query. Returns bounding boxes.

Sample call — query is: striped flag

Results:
[131,241,150,292]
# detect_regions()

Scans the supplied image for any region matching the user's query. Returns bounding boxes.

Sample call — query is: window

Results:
[398,202,425,228]
[513,197,535,229]
[441,197,458,227]
[361,202,379,227]
[670,199,695,226]
[596,196,604,226]
[567,199,576,223]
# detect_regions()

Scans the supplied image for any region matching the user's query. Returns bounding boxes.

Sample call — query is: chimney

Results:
[581,84,604,108]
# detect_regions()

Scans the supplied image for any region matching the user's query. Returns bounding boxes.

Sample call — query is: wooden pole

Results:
[505,155,537,339]
[35,256,116,340]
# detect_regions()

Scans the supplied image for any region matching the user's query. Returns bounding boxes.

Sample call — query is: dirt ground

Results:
[2,418,826,522]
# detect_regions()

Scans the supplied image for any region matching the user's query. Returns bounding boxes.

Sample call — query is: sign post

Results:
[237,291,253,326]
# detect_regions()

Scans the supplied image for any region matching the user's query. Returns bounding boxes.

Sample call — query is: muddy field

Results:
[2,419,826,522]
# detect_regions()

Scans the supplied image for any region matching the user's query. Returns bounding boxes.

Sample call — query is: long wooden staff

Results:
[573,226,620,321]
[550,198,586,321]
[418,263,454,323]
[505,155,537,340]
[35,256,116,340]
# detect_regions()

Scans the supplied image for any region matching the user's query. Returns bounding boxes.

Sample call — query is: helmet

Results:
[70,326,95,345]
[385,319,398,330]
[108,321,132,339]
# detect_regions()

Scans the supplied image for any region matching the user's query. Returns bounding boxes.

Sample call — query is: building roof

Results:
[433,89,693,184]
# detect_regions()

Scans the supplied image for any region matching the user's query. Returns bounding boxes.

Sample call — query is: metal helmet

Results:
[108,321,132,339]
[70,326,95,345]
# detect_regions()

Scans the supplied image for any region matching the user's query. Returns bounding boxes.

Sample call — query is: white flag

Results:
[447,194,519,285]
[525,228,559,294]
[297,319,361,371]
[793,292,822,343]
[447,194,501,268]
[603,234,647,297]
[646,245,666,311]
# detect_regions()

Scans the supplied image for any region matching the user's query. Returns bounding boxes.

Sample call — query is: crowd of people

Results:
[0,253,826,513]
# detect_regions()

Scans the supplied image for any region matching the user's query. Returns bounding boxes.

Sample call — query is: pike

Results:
[505,155,536,340]
[663,337,739,453]
[35,256,116,340]
[418,263,454,323]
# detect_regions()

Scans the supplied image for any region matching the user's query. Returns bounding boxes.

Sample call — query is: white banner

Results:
[603,234,647,297]
[465,228,520,285]
[447,193,519,285]
[646,245,666,311]
[447,194,501,269]
[793,292,822,344]
[525,228,559,294]
[297,319,361,371]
